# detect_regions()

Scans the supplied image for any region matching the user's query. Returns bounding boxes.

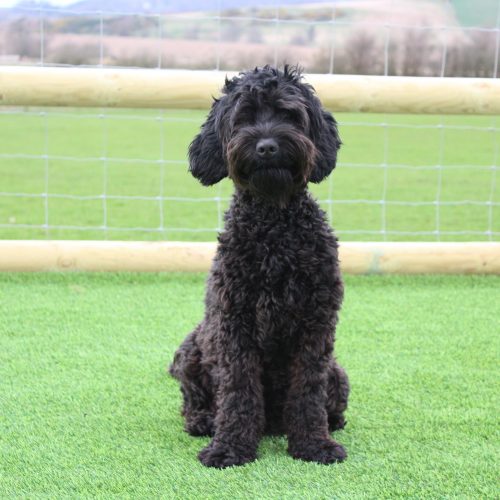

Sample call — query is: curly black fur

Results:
[169,65,349,468]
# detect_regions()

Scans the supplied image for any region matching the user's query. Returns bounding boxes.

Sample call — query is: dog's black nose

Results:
[256,138,279,159]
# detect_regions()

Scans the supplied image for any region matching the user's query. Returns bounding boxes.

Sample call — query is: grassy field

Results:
[0,272,498,498]
[1,108,499,241]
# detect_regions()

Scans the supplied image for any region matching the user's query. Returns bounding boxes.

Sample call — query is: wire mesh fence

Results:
[0,0,499,242]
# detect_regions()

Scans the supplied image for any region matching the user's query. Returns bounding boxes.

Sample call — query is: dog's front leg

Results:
[285,333,347,464]
[198,335,264,468]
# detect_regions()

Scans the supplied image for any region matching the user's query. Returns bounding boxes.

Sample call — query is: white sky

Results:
[0,1,76,6]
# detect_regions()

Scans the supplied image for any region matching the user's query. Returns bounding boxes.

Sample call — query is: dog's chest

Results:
[213,193,341,348]
[230,224,336,347]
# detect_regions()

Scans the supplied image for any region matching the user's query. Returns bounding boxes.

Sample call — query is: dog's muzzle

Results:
[226,125,316,205]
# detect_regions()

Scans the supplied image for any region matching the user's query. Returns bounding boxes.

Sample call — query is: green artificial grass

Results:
[1,109,499,241]
[1,272,498,498]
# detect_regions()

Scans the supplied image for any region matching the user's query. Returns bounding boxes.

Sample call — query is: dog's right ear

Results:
[188,99,228,186]
[309,108,341,184]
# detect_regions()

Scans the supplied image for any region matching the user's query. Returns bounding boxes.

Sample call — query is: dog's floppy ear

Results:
[188,99,228,186]
[309,108,341,183]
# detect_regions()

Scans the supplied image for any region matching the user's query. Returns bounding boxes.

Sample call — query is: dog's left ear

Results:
[309,108,341,183]
[188,99,228,186]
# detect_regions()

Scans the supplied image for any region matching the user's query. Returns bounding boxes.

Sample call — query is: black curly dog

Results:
[169,65,349,468]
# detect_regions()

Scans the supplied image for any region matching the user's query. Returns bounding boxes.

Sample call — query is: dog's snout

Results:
[256,138,279,159]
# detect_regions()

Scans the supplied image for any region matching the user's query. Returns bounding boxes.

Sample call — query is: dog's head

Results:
[189,65,341,206]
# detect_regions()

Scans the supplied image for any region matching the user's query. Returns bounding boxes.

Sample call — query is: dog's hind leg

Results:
[169,326,215,437]
[326,360,349,432]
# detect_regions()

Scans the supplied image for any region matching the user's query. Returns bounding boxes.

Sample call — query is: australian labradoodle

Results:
[169,65,349,468]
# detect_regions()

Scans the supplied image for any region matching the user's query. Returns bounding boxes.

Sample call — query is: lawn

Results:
[1,103,499,497]
[1,272,498,498]
[1,108,499,241]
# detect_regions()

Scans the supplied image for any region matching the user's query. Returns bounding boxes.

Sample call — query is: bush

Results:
[113,52,159,68]
[311,26,499,77]
[48,43,100,66]
[5,18,41,60]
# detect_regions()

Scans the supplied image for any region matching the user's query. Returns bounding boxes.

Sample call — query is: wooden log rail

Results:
[1,66,500,114]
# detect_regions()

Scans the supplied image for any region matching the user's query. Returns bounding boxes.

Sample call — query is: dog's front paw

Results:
[198,441,256,468]
[288,439,347,464]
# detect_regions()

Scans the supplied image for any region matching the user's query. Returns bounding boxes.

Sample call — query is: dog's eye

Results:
[283,109,298,120]
[231,98,257,126]
[230,109,255,129]
[280,108,308,130]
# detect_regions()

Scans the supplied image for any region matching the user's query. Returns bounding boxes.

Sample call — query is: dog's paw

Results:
[185,413,215,437]
[289,439,347,464]
[198,441,256,468]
